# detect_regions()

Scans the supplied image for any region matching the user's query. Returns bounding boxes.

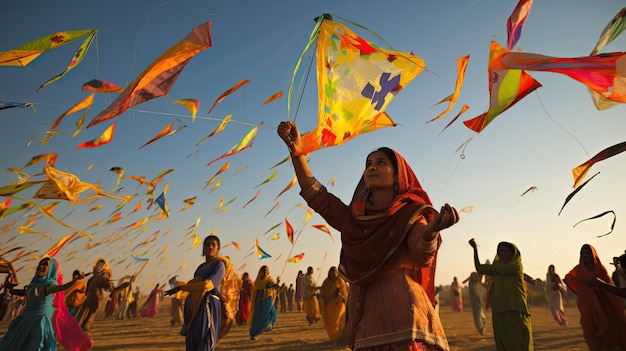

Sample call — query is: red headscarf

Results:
[340,148,439,303]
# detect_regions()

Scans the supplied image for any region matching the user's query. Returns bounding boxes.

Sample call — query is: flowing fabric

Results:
[52,263,93,351]
[545,272,568,326]
[564,245,626,350]
[299,148,448,350]
[140,285,163,318]
[249,275,278,339]
[64,277,87,316]
[476,243,533,351]
[449,280,463,312]
[466,272,486,334]
[182,258,225,351]
[320,274,348,341]
[236,275,253,324]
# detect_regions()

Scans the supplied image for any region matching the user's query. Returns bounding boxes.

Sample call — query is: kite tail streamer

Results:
[12,196,93,240]
[287,14,327,121]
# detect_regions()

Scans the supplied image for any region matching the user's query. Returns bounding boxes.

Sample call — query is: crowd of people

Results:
[0,122,625,351]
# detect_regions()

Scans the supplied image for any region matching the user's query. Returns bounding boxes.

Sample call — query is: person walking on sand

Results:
[320,266,348,341]
[295,270,304,313]
[545,264,568,326]
[74,258,131,332]
[449,276,463,312]
[236,272,253,325]
[462,271,486,335]
[249,265,279,340]
[278,121,459,350]
[302,266,321,326]
[469,239,534,351]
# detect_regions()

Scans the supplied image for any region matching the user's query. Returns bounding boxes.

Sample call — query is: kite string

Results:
[535,92,589,158]
[292,51,315,123]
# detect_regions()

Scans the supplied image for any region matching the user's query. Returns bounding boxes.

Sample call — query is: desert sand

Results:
[0,301,589,350]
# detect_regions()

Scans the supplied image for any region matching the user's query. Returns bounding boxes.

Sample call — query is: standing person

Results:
[168,276,187,326]
[320,266,349,342]
[236,272,253,325]
[140,283,163,318]
[115,274,135,320]
[164,235,226,351]
[279,283,287,313]
[127,285,141,319]
[278,122,459,350]
[302,266,321,326]
[249,265,279,340]
[64,270,87,317]
[462,271,486,335]
[545,264,568,326]
[469,239,534,351]
[286,283,295,312]
[449,276,463,312]
[0,257,92,351]
[74,258,131,332]
[592,254,626,298]
[295,270,304,313]
[563,244,626,351]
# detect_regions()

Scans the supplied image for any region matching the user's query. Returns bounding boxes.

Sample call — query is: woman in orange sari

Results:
[564,244,626,351]
[278,122,459,351]
[320,266,348,342]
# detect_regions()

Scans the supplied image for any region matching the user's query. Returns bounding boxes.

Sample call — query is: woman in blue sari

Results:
[0,257,90,351]
[249,265,279,340]
[166,235,226,351]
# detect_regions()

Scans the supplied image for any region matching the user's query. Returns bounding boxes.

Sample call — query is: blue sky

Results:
[1,0,625,290]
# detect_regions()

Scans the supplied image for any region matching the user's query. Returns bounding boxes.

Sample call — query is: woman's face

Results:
[203,238,219,258]
[363,151,396,191]
[37,258,51,278]
[580,246,594,266]
[497,245,514,263]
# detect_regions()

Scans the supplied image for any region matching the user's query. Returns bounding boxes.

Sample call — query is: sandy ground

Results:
[0,302,590,350]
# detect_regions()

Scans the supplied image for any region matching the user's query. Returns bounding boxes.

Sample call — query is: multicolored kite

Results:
[294,16,426,154]
[87,22,212,127]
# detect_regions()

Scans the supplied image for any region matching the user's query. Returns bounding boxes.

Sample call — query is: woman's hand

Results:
[164,286,180,296]
[468,238,477,250]
[277,121,303,155]
[428,203,459,233]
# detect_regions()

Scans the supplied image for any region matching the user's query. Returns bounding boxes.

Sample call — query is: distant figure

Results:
[168,277,187,326]
[249,265,279,340]
[463,271,486,334]
[320,266,348,341]
[64,270,87,317]
[295,270,304,313]
[545,265,567,326]
[75,258,131,332]
[434,285,443,316]
[140,283,163,318]
[236,272,253,325]
[469,239,534,351]
[592,254,626,299]
[287,283,295,311]
[302,266,321,326]
[279,283,287,312]
[564,244,626,351]
[449,276,463,312]
[115,275,135,320]
[127,285,141,319]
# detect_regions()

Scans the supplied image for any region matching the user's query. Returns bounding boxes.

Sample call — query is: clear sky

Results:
[1,0,625,291]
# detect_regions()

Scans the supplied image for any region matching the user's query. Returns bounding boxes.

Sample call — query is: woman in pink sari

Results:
[140,283,163,318]
[449,277,463,312]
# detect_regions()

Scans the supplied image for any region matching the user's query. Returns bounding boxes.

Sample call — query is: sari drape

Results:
[182,258,225,351]
[320,275,348,341]
[236,276,252,324]
[249,276,277,339]
[545,272,567,326]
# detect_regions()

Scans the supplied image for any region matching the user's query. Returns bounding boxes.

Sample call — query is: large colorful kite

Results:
[293,16,426,154]
[87,22,212,127]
